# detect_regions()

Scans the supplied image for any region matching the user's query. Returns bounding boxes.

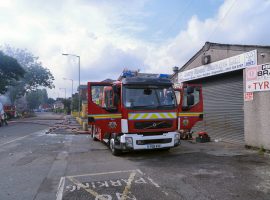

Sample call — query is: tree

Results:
[26,89,49,110]
[71,93,82,111]
[47,98,56,105]
[23,64,54,92]
[1,45,55,102]
[0,51,25,94]
[62,98,71,114]
[26,90,40,110]
[40,89,48,105]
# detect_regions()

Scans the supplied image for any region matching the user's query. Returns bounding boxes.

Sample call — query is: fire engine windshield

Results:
[123,86,176,109]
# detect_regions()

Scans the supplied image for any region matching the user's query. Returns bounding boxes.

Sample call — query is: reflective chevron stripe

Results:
[128,112,177,120]
[88,114,122,119]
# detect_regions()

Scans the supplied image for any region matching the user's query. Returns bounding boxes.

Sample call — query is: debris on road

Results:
[45,116,89,135]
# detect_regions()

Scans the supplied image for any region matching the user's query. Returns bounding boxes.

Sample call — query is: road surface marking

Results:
[67,176,106,200]
[0,129,47,147]
[57,169,168,200]
[0,135,30,147]
[67,171,137,200]
[56,177,65,200]
[57,170,139,200]
[147,177,160,188]
[66,169,139,178]
[121,171,136,200]
[0,129,48,147]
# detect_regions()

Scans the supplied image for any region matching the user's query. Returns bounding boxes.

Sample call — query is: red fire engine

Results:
[88,71,203,155]
[3,105,16,119]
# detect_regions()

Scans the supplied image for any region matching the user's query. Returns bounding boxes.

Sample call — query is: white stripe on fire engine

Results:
[128,112,177,120]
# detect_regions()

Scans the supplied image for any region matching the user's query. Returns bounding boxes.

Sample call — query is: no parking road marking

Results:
[57,169,168,200]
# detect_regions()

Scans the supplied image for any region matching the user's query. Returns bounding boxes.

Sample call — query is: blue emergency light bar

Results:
[122,70,136,78]
[159,74,170,78]
[120,70,170,80]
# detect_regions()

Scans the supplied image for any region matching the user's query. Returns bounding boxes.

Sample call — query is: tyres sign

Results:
[246,63,270,92]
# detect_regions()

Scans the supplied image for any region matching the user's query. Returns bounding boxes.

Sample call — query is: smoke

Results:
[0,95,11,105]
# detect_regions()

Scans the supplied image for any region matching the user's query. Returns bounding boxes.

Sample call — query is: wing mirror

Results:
[187,94,194,106]
[187,86,194,94]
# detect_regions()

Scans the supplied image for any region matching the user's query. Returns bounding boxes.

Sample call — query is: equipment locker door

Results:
[88,82,121,141]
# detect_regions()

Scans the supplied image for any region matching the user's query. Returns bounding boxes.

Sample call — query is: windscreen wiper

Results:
[132,105,157,109]
[157,105,175,109]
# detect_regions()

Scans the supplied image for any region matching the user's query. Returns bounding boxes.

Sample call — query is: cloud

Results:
[0,0,269,98]
[149,0,270,72]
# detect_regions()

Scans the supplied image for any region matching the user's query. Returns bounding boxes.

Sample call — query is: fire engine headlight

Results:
[125,137,133,148]
[174,133,180,145]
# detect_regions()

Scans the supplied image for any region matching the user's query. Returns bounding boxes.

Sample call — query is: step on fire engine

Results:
[88,70,203,155]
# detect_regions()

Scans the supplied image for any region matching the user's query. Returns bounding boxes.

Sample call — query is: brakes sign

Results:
[246,63,270,92]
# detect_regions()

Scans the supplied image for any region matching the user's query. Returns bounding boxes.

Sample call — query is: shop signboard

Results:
[246,63,270,92]
[179,50,257,82]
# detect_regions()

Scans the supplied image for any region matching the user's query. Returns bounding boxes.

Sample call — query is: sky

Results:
[0,0,270,98]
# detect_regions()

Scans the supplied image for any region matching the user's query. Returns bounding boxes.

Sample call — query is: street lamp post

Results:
[62,53,81,115]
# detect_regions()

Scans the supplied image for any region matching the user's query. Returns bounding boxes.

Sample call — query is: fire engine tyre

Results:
[160,147,170,151]
[110,139,122,156]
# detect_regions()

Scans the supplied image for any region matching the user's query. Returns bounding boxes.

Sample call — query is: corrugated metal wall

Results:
[189,70,244,144]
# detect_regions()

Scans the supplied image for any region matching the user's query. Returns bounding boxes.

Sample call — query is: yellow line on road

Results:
[121,171,136,200]
[67,177,106,200]
[66,169,138,178]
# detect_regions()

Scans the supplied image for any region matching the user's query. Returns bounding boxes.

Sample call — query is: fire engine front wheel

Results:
[110,139,122,156]
[92,135,98,141]
[91,132,98,141]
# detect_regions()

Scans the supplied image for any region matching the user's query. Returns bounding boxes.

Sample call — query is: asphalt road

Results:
[0,113,269,200]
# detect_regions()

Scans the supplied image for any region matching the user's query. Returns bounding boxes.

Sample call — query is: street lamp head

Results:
[63,77,73,81]
[62,53,79,58]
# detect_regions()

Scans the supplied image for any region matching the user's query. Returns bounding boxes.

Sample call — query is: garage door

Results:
[188,70,244,144]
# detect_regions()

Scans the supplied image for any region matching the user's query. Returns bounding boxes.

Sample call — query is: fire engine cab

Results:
[88,71,203,155]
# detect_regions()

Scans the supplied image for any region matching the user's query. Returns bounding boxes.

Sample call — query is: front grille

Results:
[137,132,164,136]
[136,138,172,145]
[134,121,173,129]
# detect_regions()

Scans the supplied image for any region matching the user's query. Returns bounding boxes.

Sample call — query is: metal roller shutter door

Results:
[188,70,244,144]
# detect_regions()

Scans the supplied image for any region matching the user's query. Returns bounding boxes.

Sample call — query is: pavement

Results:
[0,112,269,200]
